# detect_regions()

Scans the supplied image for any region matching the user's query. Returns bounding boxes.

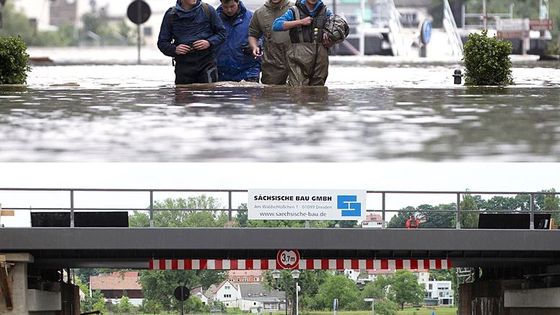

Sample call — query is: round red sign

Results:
[276,249,300,270]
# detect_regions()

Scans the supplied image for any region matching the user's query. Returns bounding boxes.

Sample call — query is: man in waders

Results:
[158,0,227,84]
[248,0,293,85]
[272,0,333,86]
[216,0,261,82]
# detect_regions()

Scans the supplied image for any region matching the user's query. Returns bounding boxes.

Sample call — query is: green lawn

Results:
[297,309,457,315]
[396,307,457,315]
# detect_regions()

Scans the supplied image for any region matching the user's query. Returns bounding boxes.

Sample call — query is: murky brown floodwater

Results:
[0,63,558,161]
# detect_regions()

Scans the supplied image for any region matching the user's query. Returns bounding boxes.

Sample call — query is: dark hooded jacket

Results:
[216,1,261,81]
[157,0,227,63]
[248,0,292,85]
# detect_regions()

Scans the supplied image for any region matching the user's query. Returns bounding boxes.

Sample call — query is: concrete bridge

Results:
[1,188,560,314]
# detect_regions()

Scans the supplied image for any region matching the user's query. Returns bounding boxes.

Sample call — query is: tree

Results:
[387,270,424,310]
[458,192,480,229]
[116,295,133,313]
[312,274,362,311]
[131,196,228,312]
[130,196,229,228]
[371,299,398,315]
[89,290,107,314]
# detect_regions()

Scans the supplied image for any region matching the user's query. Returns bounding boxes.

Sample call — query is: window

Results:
[224,294,231,298]
[428,284,433,290]
[225,285,230,290]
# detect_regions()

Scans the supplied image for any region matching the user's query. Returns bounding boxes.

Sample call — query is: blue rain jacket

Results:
[158,0,226,58]
[216,1,261,81]
[272,0,332,31]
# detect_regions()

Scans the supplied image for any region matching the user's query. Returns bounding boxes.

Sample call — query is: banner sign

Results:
[248,189,366,221]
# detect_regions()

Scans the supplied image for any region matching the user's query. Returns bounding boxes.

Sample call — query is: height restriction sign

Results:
[276,249,300,269]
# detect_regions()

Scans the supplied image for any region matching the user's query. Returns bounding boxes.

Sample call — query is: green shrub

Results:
[0,36,30,84]
[462,30,513,86]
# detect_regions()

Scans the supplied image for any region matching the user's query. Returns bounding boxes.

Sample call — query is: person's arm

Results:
[273,9,307,31]
[206,6,227,47]
[157,11,178,57]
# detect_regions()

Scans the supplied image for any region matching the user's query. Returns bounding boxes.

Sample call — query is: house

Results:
[213,280,241,308]
[238,283,285,313]
[89,271,143,306]
[419,279,454,306]
[190,286,210,305]
[228,270,264,283]
[361,213,384,228]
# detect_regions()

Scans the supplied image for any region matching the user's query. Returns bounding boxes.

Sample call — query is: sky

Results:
[1,163,559,227]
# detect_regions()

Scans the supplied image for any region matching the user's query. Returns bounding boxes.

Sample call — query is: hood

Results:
[264,0,290,9]
[297,0,323,14]
[175,0,202,15]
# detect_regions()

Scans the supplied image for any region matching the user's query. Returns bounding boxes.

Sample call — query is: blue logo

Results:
[337,195,361,217]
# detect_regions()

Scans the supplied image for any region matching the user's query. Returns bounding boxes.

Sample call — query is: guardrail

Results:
[0,188,558,230]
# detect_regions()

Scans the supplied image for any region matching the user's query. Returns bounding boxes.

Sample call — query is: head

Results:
[180,0,197,8]
[220,0,240,17]
[305,0,318,6]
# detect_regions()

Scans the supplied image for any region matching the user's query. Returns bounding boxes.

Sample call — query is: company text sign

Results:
[248,189,366,221]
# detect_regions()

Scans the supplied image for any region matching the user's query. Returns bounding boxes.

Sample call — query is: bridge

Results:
[1,188,560,314]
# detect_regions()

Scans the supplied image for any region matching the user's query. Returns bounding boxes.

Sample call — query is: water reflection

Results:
[0,65,559,161]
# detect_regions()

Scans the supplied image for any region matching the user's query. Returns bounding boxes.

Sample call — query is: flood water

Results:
[0,61,559,161]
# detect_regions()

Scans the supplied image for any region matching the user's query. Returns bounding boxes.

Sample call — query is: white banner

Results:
[248,189,366,221]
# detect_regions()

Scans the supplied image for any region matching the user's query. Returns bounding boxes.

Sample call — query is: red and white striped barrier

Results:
[149,258,451,270]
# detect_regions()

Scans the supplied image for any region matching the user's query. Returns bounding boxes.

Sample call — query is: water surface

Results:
[0,64,559,161]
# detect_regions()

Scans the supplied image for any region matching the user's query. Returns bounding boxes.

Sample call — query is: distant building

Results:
[228,270,263,283]
[419,278,454,306]
[238,283,285,313]
[89,271,143,306]
[213,280,241,308]
[361,213,384,228]
[344,269,453,306]
[190,286,211,305]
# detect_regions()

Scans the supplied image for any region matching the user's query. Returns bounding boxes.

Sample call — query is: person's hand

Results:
[252,46,263,58]
[322,33,333,48]
[192,40,210,50]
[175,44,192,55]
[300,16,313,26]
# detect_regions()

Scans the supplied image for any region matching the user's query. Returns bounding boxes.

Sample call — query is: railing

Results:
[385,0,407,57]
[443,0,464,58]
[0,188,558,230]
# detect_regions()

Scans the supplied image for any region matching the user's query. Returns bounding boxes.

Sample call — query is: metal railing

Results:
[443,0,464,57]
[0,188,558,230]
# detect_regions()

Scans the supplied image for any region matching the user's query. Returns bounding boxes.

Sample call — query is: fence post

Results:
[456,193,461,229]
[149,190,154,227]
[228,191,233,221]
[70,190,75,228]
[382,192,386,228]
[530,193,534,230]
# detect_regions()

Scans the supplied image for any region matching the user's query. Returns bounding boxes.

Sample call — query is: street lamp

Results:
[271,270,285,314]
[291,270,301,315]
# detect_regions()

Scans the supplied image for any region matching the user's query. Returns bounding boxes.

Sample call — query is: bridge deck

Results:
[1,228,559,268]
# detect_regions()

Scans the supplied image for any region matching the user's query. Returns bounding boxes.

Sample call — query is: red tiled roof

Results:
[90,272,141,291]
[228,270,263,277]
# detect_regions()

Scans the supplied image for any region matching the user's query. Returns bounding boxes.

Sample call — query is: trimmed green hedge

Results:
[463,30,513,86]
[0,36,30,84]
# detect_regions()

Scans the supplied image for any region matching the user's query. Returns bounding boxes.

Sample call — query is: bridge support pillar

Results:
[459,278,560,314]
[0,253,34,314]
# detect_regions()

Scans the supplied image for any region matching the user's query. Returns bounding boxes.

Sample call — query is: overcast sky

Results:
[1,163,558,227]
